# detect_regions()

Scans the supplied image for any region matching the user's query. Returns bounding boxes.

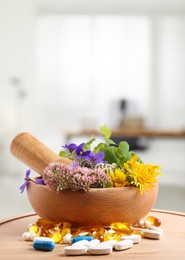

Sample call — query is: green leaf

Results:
[93,143,108,154]
[117,141,130,157]
[59,150,67,157]
[99,125,111,139]
[103,146,121,166]
[84,137,96,150]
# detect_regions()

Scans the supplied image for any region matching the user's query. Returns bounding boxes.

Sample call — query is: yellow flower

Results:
[108,168,129,187]
[124,155,161,194]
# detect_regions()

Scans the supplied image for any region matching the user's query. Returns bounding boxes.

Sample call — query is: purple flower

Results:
[88,151,105,164]
[75,143,91,159]
[62,143,77,153]
[19,169,31,193]
[36,178,45,185]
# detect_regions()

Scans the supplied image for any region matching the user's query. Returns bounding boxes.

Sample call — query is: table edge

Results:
[0,209,184,226]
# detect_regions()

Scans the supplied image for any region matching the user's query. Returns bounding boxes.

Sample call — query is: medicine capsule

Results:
[28,224,39,234]
[71,236,93,244]
[146,216,161,227]
[110,222,133,235]
[48,228,62,243]
[95,227,106,242]
[36,219,57,229]
[33,237,55,251]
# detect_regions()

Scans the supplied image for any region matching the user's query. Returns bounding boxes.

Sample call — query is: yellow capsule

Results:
[146,216,161,227]
[48,228,62,243]
[104,233,120,242]
[28,224,39,234]
[110,222,133,235]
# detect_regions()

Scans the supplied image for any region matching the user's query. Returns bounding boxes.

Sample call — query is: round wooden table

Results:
[0,209,185,259]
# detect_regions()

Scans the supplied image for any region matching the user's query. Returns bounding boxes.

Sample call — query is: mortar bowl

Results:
[27,180,158,226]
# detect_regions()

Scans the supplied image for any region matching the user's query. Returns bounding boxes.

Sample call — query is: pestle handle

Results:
[10,132,71,176]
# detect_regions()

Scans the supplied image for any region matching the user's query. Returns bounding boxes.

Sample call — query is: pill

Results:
[71,240,90,247]
[111,222,133,235]
[143,230,162,240]
[63,233,72,243]
[33,237,55,251]
[89,245,112,255]
[29,231,37,240]
[100,240,117,248]
[115,239,133,251]
[71,236,93,244]
[88,239,100,248]
[22,232,31,241]
[146,216,161,227]
[138,219,145,227]
[144,220,151,228]
[149,226,163,233]
[64,245,88,255]
[121,234,141,243]
[28,224,39,234]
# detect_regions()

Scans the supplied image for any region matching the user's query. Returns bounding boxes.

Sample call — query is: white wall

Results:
[0,0,185,177]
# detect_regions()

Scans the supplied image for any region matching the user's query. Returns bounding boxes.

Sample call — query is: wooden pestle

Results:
[10,132,72,176]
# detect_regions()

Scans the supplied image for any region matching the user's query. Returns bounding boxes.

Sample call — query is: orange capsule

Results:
[146,216,161,227]
[110,222,133,235]
[36,218,57,228]
[95,227,106,242]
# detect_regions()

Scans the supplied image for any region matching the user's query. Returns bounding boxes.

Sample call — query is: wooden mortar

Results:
[10,132,159,225]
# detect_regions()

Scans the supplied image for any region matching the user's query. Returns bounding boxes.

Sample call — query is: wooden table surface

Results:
[0,209,185,260]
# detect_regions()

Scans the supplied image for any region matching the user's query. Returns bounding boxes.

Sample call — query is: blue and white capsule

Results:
[71,236,93,244]
[33,237,55,251]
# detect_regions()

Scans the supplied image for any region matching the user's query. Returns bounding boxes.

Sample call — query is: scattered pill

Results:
[144,220,151,228]
[121,234,141,243]
[146,216,161,227]
[138,219,145,227]
[22,232,31,241]
[71,240,90,247]
[149,226,163,233]
[28,224,39,234]
[64,245,88,255]
[87,239,100,248]
[100,240,117,248]
[33,237,55,251]
[63,233,72,243]
[115,240,133,251]
[29,231,37,240]
[89,245,112,255]
[143,230,162,240]
[71,236,93,244]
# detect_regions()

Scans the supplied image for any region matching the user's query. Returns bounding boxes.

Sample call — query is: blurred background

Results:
[0,0,185,219]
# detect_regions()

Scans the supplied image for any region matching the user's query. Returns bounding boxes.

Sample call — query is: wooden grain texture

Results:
[0,210,185,259]
[27,181,158,226]
[10,132,71,176]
